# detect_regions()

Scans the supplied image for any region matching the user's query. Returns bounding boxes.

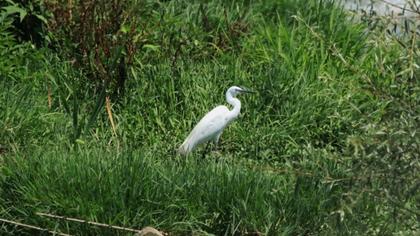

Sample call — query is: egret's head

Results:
[227,86,254,97]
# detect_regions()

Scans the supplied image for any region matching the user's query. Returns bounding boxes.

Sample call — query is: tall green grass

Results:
[1,0,418,235]
[2,146,346,235]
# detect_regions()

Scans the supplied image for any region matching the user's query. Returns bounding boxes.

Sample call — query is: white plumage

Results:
[178,86,252,155]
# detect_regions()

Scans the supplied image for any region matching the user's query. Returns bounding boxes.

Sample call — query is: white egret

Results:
[178,86,253,156]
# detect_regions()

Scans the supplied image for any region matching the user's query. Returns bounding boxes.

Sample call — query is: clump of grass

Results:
[1,145,352,235]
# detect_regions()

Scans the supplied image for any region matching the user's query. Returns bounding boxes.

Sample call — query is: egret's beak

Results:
[241,89,255,94]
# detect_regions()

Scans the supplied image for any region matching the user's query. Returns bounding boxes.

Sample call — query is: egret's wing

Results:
[179,105,229,154]
[188,105,229,142]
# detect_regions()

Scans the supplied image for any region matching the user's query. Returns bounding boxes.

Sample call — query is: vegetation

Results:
[0,0,418,235]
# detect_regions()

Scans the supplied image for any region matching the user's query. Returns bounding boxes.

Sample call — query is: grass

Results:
[2,145,353,235]
[0,0,419,235]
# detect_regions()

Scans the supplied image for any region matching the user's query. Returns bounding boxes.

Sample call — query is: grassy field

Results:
[0,0,419,235]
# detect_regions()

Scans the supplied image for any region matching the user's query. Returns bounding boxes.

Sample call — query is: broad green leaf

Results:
[143,44,160,51]
[34,14,48,24]
[120,24,130,34]
[2,5,27,22]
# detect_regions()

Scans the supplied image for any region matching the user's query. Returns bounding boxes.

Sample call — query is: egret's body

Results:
[178,86,251,155]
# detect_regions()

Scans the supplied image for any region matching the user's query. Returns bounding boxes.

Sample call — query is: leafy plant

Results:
[0,0,49,46]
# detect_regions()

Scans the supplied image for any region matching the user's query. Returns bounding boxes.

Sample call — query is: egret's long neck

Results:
[226,92,241,120]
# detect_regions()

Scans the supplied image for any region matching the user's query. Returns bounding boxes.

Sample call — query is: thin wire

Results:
[36,212,142,234]
[0,218,72,236]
